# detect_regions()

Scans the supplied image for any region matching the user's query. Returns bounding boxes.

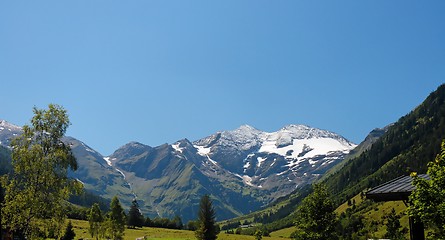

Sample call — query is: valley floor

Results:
[70,219,291,240]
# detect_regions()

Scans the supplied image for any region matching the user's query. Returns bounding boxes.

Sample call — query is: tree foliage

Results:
[107,196,126,240]
[195,194,218,240]
[254,229,263,240]
[291,184,338,240]
[61,221,76,240]
[127,199,144,228]
[383,208,407,240]
[89,203,104,240]
[409,139,445,239]
[0,104,81,238]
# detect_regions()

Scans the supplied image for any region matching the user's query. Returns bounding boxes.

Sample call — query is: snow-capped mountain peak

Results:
[236,124,260,132]
[0,120,22,132]
[256,125,356,161]
[192,124,356,193]
[0,120,23,146]
[228,124,265,140]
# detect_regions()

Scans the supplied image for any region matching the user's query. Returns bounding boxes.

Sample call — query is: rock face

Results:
[193,124,356,198]
[0,120,356,222]
[106,124,356,221]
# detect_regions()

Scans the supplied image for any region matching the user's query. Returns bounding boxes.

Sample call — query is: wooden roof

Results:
[365,174,430,202]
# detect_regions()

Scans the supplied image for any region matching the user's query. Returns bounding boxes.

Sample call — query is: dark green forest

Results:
[324,84,445,205]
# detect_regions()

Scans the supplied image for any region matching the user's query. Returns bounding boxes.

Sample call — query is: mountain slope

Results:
[217,125,389,231]
[109,139,266,222]
[323,84,445,204]
[106,124,356,222]
[0,123,135,209]
[65,136,135,207]
[320,125,390,182]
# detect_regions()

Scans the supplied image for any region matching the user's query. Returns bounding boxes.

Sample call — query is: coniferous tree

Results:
[173,215,184,229]
[89,203,104,240]
[144,216,153,227]
[0,104,81,238]
[383,208,407,240]
[61,221,76,240]
[127,199,144,228]
[187,220,198,231]
[254,229,263,240]
[195,194,218,240]
[107,196,126,240]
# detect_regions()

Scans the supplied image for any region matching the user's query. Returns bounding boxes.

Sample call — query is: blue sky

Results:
[1,1,444,155]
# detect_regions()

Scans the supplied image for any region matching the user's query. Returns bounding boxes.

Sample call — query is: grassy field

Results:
[334,192,410,239]
[70,219,291,240]
[269,226,295,238]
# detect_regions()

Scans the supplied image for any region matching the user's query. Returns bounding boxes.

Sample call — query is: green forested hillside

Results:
[235,84,445,238]
[324,84,445,204]
[320,126,389,182]
[0,145,11,175]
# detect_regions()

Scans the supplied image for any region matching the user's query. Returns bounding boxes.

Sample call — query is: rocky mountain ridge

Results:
[0,121,356,222]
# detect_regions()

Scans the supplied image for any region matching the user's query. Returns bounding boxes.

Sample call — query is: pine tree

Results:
[108,196,126,240]
[127,199,144,228]
[144,216,153,227]
[61,221,76,240]
[383,208,407,240]
[0,104,81,238]
[89,203,104,240]
[173,215,183,229]
[291,184,338,240]
[195,194,218,240]
[254,229,263,240]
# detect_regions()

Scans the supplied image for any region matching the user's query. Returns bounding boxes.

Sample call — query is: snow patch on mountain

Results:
[259,137,354,159]
[257,157,266,167]
[194,144,218,166]
[195,145,211,156]
[195,124,355,156]
[103,157,116,167]
[116,168,126,179]
[172,143,184,153]
[243,161,250,172]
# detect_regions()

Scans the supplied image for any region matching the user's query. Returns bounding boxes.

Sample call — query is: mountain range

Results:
[219,84,445,236]
[3,83,444,238]
[0,120,356,222]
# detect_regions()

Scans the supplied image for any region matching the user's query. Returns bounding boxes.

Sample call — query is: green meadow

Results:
[70,219,291,240]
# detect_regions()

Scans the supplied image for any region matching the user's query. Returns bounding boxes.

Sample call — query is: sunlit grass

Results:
[70,219,290,240]
[334,193,410,239]
[269,226,295,238]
